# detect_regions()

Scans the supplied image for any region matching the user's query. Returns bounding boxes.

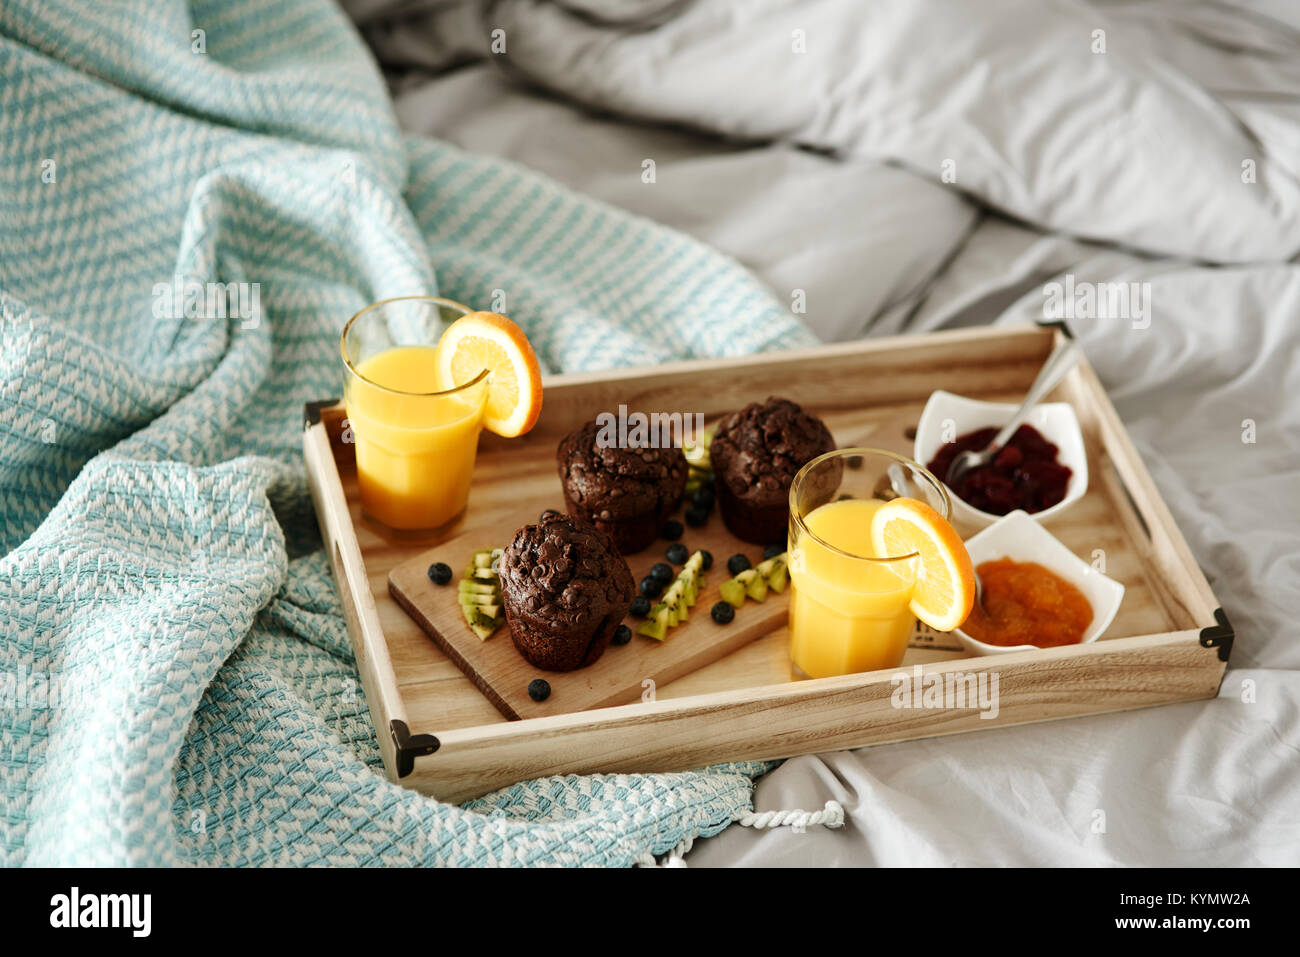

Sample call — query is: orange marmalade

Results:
[962,558,1093,647]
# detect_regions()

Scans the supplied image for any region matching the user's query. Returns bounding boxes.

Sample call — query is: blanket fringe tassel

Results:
[636,800,845,868]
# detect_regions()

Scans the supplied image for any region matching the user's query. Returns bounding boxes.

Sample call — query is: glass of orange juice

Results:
[787,448,951,678]
[341,296,488,539]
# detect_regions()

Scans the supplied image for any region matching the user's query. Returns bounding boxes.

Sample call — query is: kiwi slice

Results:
[684,444,710,471]
[665,595,681,627]
[669,572,690,603]
[735,569,767,603]
[756,553,789,593]
[460,604,490,625]
[684,425,716,468]
[461,604,502,631]
[765,560,789,593]
[677,552,704,606]
[664,581,688,623]
[637,604,670,640]
[632,554,707,640]
[458,546,504,638]
[719,578,746,608]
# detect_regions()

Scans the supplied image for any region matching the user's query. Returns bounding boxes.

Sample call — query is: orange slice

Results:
[436,311,543,437]
[870,497,975,632]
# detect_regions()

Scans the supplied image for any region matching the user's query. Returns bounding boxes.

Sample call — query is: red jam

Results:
[962,558,1093,648]
[926,424,1071,515]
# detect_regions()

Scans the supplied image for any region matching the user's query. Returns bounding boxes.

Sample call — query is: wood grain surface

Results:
[388,497,792,720]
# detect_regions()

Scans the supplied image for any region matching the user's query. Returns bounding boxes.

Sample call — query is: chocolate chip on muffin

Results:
[498,512,636,672]
[556,418,687,555]
[710,396,837,544]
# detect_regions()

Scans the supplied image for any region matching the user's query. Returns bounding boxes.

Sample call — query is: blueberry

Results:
[662,520,684,541]
[640,576,664,598]
[685,505,709,527]
[649,562,674,583]
[539,508,561,522]
[426,562,453,585]
[710,601,735,625]
[727,553,751,576]
[528,678,551,702]
[665,543,689,565]
[611,624,632,646]
[699,550,714,572]
[630,595,651,618]
[691,486,715,509]
[845,455,864,470]
[762,544,785,561]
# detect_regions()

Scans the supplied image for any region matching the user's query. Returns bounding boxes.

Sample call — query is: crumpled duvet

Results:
[361,0,1300,865]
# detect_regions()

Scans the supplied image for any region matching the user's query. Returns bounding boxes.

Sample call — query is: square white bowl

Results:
[953,510,1125,655]
[913,389,1088,532]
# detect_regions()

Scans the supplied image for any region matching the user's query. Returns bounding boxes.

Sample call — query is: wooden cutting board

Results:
[388,503,789,720]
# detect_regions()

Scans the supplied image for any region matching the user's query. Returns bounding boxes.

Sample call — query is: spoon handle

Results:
[990,339,1081,449]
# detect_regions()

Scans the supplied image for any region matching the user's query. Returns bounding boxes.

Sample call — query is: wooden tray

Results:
[303,323,1233,804]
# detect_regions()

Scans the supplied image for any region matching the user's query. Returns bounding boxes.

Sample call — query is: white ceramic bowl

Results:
[913,390,1088,532]
[954,510,1125,655]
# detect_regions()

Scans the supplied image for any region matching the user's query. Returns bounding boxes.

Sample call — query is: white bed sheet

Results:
[352,0,1300,866]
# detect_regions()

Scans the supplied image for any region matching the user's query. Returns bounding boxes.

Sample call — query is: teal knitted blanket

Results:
[0,0,817,865]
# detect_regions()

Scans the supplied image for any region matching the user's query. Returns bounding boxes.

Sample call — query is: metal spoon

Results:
[945,339,1081,487]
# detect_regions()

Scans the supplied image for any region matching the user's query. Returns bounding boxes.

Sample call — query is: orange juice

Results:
[345,345,486,532]
[789,498,917,677]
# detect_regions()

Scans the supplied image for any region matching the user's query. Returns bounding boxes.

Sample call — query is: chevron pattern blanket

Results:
[0,0,815,865]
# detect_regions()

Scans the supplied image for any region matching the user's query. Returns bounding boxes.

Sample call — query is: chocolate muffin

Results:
[556,418,687,554]
[498,513,636,672]
[710,396,837,544]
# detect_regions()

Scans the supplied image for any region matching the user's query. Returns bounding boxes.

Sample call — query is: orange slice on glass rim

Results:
[870,497,976,632]
[436,311,543,437]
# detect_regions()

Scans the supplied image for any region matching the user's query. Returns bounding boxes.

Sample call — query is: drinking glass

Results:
[341,296,487,538]
[787,448,950,678]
